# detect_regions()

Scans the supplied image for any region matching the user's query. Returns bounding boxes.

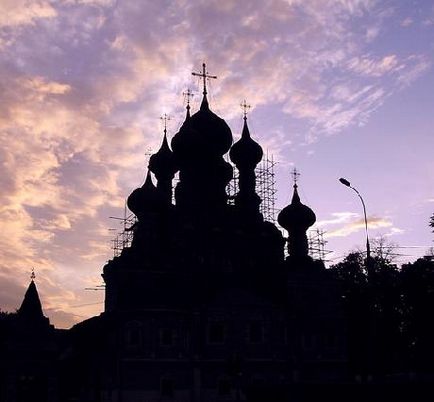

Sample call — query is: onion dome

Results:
[149,131,177,178]
[277,184,316,231]
[127,171,160,219]
[229,117,263,169]
[171,95,233,160]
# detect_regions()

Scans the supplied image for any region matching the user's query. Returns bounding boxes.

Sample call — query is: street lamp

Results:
[339,178,371,262]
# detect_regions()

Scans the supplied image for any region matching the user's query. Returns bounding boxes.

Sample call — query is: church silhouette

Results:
[1,65,348,402]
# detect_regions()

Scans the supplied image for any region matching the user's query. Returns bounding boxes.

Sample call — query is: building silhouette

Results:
[0,66,348,402]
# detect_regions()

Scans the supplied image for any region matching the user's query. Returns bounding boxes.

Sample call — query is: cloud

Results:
[323,215,393,238]
[21,77,72,95]
[316,212,360,227]
[317,212,402,240]
[400,17,413,27]
[346,54,399,77]
[0,1,57,28]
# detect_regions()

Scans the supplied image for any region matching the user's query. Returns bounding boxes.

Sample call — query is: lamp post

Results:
[339,178,371,263]
[339,178,374,383]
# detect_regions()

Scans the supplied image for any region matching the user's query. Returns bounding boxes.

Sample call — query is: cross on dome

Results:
[160,113,171,134]
[30,267,36,281]
[183,88,194,117]
[291,167,300,187]
[240,99,251,121]
[183,88,194,107]
[192,63,217,96]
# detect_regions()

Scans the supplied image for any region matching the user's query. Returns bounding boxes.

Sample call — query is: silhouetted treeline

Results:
[329,252,434,378]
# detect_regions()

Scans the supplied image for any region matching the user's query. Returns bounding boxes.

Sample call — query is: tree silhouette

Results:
[330,252,403,377]
[331,250,434,377]
[401,256,434,371]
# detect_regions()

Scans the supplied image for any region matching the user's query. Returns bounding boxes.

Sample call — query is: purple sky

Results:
[1,0,433,328]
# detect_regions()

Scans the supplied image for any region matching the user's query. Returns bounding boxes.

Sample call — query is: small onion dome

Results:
[149,132,177,178]
[127,171,160,219]
[277,185,316,231]
[171,95,233,160]
[229,118,263,169]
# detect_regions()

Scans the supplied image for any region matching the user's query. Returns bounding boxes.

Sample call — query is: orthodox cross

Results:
[30,268,36,281]
[240,99,251,120]
[183,88,194,107]
[291,167,300,187]
[192,63,217,96]
[160,113,171,134]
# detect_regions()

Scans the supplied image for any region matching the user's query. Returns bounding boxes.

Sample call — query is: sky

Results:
[0,0,433,329]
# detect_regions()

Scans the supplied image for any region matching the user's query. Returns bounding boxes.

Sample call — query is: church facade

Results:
[1,66,348,402]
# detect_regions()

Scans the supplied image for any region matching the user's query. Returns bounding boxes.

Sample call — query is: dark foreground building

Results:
[1,70,348,401]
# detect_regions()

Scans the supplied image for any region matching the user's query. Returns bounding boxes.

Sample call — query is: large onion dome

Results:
[171,96,233,162]
[278,185,316,231]
[149,131,177,178]
[229,117,263,169]
[127,171,160,220]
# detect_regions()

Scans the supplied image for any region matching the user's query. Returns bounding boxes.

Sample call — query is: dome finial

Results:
[241,99,251,122]
[183,88,194,119]
[160,113,170,136]
[192,63,217,108]
[291,167,300,188]
[291,167,301,199]
[30,267,36,281]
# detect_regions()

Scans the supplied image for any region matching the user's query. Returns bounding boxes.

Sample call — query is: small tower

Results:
[149,115,177,205]
[278,169,316,258]
[18,269,50,326]
[229,100,263,217]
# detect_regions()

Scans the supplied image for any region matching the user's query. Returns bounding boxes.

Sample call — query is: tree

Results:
[430,213,434,233]
[330,251,403,377]
[371,235,399,264]
[401,256,434,371]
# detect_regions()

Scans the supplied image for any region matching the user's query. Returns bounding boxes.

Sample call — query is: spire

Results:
[200,93,210,111]
[241,117,250,139]
[291,168,301,203]
[143,169,155,190]
[18,272,45,320]
[240,100,252,139]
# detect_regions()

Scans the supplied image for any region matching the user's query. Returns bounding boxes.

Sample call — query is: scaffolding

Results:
[109,204,137,257]
[226,153,278,223]
[307,228,331,262]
